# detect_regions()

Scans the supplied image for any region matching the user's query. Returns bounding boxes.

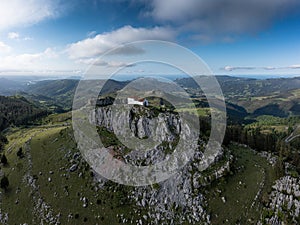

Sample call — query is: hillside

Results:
[22,76,299,122]
[176,76,300,98]
[1,123,138,224]
[24,79,78,111]
[176,76,300,117]
[0,103,287,224]
[0,78,24,96]
[0,95,48,153]
[0,75,299,224]
[24,79,128,111]
[0,106,258,224]
[0,75,296,119]
[236,88,300,117]
[26,79,78,97]
[0,96,48,131]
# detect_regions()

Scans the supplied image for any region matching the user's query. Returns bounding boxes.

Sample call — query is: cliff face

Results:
[93,105,181,144]
[92,105,186,167]
[91,105,229,224]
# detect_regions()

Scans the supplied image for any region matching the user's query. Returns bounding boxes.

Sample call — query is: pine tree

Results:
[1,154,8,165]
[17,148,24,159]
[275,144,285,178]
[0,175,9,190]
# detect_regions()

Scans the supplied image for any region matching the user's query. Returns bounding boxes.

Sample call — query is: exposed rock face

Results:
[93,105,181,144]
[0,209,8,225]
[131,162,210,225]
[90,105,228,224]
[263,176,300,224]
[258,151,277,166]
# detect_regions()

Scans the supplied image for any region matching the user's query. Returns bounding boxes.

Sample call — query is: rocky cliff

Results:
[91,104,229,224]
[93,105,181,144]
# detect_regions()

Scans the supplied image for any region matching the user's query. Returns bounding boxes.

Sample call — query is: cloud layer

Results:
[77,58,134,68]
[0,48,57,70]
[0,42,11,54]
[146,0,300,35]
[67,25,176,59]
[1,0,299,74]
[223,65,300,71]
[0,0,64,31]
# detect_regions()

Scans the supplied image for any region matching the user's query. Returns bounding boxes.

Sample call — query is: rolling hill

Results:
[176,76,300,117]
[0,96,48,131]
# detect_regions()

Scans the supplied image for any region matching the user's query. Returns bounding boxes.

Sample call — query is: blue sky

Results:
[0,0,300,77]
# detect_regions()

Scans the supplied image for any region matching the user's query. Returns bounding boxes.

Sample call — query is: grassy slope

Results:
[1,127,41,224]
[1,113,279,225]
[206,144,276,224]
[235,88,300,116]
[1,117,139,225]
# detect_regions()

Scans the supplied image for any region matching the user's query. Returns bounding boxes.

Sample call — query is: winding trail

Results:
[285,125,300,143]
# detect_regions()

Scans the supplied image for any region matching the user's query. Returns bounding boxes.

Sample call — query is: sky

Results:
[0,0,300,77]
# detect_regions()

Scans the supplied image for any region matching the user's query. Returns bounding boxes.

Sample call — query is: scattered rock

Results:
[221,197,226,203]
[82,197,88,208]
[69,164,78,172]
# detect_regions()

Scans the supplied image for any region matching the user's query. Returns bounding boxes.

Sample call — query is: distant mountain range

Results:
[0,75,299,120]
[176,76,300,118]
[176,75,300,98]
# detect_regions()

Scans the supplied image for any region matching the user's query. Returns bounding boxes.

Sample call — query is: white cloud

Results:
[8,32,20,39]
[0,54,41,70]
[223,65,300,71]
[224,66,257,71]
[87,30,97,38]
[23,37,33,41]
[146,0,300,35]
[0,69,83,76]
[0,0,64,31]
[289,65,300,69]
[43,48,59,58]
[0,48,58,70]
[77,58,134,68]
[0,42,11,54]
[67,25,176,59]
[7,32,32,41]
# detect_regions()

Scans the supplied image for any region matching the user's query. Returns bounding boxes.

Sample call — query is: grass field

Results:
[236,88,300,114]
[1,119,140,224]
[175,107,211,117]
[206,144,276,224]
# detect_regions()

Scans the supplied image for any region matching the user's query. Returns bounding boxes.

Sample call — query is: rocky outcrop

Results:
[90,104,228,224]
[132,163,210,225]
[93,105,181,144]
[263,176,300,224]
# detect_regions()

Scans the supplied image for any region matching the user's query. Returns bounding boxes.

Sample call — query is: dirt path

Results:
[285,125,300,143]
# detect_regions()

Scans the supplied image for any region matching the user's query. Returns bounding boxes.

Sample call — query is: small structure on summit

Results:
[127,97,148,107]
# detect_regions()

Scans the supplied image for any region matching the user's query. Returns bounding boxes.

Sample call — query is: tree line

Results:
[224,124,300,175]
[0,96,48,130]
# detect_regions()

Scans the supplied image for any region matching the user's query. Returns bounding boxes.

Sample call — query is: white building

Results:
[127,97,148,106]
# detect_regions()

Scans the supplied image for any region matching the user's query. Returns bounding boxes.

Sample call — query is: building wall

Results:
[127,98,144,106]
